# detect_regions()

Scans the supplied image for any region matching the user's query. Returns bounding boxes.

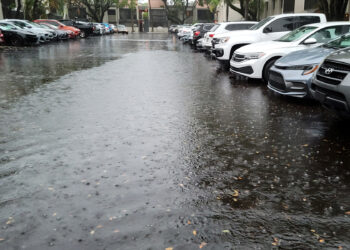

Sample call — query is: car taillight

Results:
[209,34,214,38]
[194,31,200,36]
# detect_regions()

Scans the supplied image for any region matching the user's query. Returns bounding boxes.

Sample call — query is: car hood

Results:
[214,29,258,39]
[237,40,298,54]
[324,47,350,64]
[275,47,336,66]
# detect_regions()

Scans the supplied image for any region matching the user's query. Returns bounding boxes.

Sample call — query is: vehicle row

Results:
[0,19,128,47]
[176,13,350,119]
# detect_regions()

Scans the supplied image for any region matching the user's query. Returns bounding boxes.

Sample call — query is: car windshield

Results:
[0,23,16,30]
[323,34,350,49]
[30,22,44,28]
[210,24,219,32]
[277,26,317,42]
[249,16,274,30]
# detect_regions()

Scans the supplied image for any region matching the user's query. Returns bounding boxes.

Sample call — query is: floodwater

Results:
[0,33,349,250]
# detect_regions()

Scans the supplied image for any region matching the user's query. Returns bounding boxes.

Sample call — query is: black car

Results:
[192,23,215,48]
[0,22,38,46]
[59,20,94,38]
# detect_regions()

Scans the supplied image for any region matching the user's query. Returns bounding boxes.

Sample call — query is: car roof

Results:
[270,13,326,18]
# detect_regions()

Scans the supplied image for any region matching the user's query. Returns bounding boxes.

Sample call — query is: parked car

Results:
[0,22,39,46]
[202,21,258,51]
[34,19,80,38]
[310,47,350,118]
[231,22,350,82]
[192,23,215,48]
[268,32,350,99]
[93,23,105,35]
[212,13,327,69]
[110,24,118,33]
[59,19,93,38]
[3,19,53,42]
[117,24,128,34]
[102,23,113,34]
[169,25,177,33]
[38,23,70,41]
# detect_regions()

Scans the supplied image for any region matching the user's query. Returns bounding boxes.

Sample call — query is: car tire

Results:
[10,35,23,46]
[80,31,86,38]
[263,58,278,83]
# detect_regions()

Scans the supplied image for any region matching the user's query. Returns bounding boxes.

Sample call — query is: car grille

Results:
[269,71,286,91]
[316,60,350,85]
[232,53,245,62]
[230,65,253,75]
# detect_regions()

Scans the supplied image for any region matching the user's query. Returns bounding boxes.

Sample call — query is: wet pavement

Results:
[0,33,349,250]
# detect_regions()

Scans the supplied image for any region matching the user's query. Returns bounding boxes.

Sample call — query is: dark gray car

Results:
[310,47,350,118]
[269,33,350,98]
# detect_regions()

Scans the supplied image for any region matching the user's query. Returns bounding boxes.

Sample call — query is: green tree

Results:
[161,0,191,24]
[318,0,349,21]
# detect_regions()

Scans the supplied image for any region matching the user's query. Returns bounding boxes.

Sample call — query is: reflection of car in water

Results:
[117,25,128,34]
[0,22,39,46]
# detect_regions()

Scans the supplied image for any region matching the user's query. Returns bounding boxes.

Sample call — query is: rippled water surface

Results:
[0,34,349,250]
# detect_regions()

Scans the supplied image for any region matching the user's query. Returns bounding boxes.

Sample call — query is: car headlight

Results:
[243,52,265,60]
[219,37,230,43]
[283,64,319,75]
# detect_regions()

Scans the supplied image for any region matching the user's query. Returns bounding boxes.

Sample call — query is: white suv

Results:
[212,13,327,69]
[202,21,257,51]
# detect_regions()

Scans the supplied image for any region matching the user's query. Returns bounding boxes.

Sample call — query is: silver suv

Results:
[310,48,350,118]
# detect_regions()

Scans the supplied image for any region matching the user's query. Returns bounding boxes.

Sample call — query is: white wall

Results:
[0,1,3,19]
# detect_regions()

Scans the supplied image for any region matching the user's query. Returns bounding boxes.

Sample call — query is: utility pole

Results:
[244,0,248,20]
[148,0,154,32]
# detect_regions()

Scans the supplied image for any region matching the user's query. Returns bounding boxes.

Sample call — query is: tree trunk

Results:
[244,0,248,20]
[15,0,22,18]
[131,8,134,32]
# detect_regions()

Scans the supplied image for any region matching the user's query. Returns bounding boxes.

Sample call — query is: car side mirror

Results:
[263,26,272,33]
[303,37,317,45]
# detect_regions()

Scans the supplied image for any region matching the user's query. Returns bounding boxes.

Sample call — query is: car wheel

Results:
[263,58,278,83]
[80,31,86,38]
[10,35,23,46]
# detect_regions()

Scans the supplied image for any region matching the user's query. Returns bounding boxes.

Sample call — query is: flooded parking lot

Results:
[0,33,349,249]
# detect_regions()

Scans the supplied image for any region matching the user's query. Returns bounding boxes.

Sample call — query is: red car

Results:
[34,19,80,38]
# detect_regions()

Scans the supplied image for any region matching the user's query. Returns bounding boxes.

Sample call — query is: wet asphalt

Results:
[0,33,349,250]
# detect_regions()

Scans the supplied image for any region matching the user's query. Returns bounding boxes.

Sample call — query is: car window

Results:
[296,16,321,28]
[249,16,274,30]
[47,21,59,27]
[13,21,27,28]
[203,24,214,31]
[277,26,316,42]
[265,17,296,32]
[324,34,350,48]
[225,23,256,31]
[308,25,350,43]
[210,24,219,32]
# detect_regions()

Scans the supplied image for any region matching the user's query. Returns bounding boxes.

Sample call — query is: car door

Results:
[262,17,297,40]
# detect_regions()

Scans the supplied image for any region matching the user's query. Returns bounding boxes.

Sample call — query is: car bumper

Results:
[230,58,266,79]
[310,76,350,116]
[267,66,312,98]
[212,44,230,61]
